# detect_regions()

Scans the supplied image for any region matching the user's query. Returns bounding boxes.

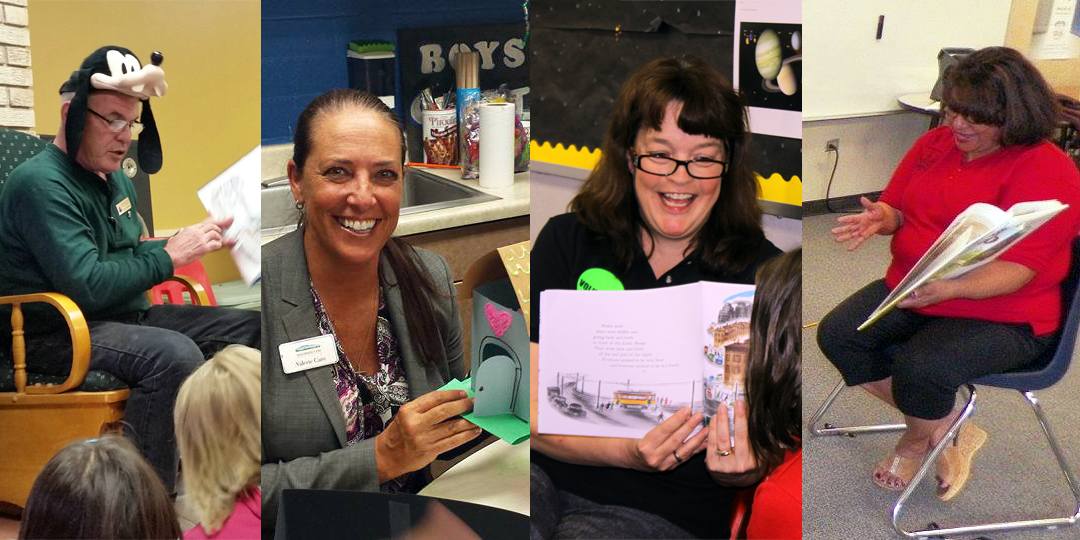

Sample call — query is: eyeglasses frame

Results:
[87,107,143,135]
[630,152,728,180]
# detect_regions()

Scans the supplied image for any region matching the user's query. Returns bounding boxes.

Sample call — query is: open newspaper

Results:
[858,199,1068,331]
[197,147,261,286]
[539,281,754,440]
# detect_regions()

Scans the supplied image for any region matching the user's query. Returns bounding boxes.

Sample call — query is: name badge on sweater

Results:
[279,334,338,374]
[115,197,132,216]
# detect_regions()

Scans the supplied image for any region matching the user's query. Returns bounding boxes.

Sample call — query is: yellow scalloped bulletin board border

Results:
[757,173,802,207]
[531,141,802,207]
[531,141,603,171]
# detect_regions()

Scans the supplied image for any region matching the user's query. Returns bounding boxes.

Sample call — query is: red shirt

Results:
[746,450,802,540]
[880,127,1080,336]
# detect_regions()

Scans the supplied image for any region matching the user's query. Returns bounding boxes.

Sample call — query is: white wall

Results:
[802,112,929,201]
[531,166,802,253]
[804,0,1011,119]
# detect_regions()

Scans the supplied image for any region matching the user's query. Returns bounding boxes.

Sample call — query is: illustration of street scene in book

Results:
[544,374,701,431]
[702,290,753,427]
[539,282,755,439]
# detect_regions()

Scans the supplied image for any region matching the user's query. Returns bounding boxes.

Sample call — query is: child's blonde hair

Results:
[174,344,261,533]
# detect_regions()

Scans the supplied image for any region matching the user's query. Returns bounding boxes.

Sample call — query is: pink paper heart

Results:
[484,303,513,337]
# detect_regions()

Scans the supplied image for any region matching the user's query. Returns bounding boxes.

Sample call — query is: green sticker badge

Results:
[577,268,624,291]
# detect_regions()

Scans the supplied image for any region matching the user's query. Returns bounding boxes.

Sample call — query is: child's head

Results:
[174,344,261,534]
[745,248,802,470]
[19,435,180,539]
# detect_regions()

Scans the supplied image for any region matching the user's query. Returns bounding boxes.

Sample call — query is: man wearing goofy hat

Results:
[0,46,260,494]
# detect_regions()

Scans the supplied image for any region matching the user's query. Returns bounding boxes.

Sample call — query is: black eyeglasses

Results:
[631,153,727,179]
[941,106,998,127]
[87,108,143,135]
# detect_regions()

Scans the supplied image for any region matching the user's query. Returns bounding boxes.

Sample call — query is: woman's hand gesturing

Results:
[375,389,482,483]
[706,401,764,488]
[831,197,902,251]
[622,407,708,472]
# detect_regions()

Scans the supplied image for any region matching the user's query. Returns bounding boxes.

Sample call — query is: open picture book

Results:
[538,281,754,439]
[858,199,1068,331]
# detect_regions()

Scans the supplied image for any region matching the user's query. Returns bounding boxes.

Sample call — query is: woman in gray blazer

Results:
[261,89,481,528]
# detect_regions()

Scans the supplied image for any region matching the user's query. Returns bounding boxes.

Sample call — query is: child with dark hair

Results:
[19,436,181,539]
[705,248,802,540]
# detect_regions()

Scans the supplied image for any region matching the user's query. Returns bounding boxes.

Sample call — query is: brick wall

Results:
[0,0,31,132]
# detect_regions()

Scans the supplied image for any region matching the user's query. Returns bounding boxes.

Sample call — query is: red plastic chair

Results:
[145,238,216,306]
[729,485,755,539]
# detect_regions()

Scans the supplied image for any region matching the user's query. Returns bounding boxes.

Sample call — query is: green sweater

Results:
[0,144,173,336]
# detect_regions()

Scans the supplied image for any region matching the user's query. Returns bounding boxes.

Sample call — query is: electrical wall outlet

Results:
[825,139,839,153]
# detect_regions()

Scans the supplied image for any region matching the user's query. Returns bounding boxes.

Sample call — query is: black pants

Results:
[530,463,697,540]
[27,304,260,493]
[817,280,1055,420]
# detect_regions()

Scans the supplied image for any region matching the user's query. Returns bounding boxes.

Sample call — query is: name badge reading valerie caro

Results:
[279,334,338,374]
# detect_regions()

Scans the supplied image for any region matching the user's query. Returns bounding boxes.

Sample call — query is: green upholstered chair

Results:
[0,128,132,509]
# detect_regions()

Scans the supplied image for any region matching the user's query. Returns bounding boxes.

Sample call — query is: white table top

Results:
[897,93,941,114]
[419,439,530,516]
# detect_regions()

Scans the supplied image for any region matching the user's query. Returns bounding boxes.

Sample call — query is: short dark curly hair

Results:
[943,46,1061,146]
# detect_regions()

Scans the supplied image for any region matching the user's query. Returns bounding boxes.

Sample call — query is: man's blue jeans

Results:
[27,304,260,493]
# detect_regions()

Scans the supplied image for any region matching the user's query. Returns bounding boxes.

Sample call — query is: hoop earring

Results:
[295,201,306,227]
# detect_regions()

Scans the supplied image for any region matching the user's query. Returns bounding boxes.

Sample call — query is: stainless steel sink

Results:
[260,168,498,230]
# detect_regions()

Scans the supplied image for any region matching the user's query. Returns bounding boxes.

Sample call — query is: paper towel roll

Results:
[479,102,515,189]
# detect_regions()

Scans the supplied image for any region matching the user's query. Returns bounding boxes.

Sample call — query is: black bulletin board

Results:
[531,1,736,153]
[531,0,800,215]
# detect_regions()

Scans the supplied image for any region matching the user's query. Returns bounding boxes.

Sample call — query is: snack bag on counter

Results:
[487,85,529,174]
[458,88,482,179]
[514,112,530,173]
[506,84,529,172]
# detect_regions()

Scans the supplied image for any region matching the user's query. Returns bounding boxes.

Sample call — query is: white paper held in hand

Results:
[197,146,262,286]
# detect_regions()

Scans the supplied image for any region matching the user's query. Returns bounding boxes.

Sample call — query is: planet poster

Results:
[738,21,802,113]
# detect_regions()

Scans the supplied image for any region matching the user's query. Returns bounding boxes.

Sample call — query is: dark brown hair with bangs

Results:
[291,89,446,369]
[569,55,767,275]
[745,248,801,471]
[943,47,1061,146]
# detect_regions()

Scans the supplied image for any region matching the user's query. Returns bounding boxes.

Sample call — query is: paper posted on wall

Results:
[197,147,261,286]
[538,281,755,440]
[858,199,1068,331]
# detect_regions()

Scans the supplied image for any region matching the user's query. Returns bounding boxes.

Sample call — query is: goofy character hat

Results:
[60,46,168,174]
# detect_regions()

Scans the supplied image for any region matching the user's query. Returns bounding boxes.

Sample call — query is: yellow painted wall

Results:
[28,0,260,284]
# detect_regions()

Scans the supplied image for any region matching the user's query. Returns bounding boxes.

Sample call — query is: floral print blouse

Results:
[311,284,413,492]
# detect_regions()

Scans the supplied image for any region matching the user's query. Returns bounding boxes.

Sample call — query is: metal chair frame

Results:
[809,239,1080,538]
[810,380,1080,538]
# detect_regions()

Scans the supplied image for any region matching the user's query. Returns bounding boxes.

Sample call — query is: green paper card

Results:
[439,378,531,445]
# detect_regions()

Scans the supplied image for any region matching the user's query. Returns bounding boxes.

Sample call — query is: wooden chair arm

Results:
[168,275,211,306]
[0,292,90,394]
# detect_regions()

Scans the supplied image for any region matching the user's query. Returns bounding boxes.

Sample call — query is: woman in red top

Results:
[818,47,1080,500]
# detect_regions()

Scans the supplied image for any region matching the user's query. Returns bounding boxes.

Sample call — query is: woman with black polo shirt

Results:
[529,56,783,540]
